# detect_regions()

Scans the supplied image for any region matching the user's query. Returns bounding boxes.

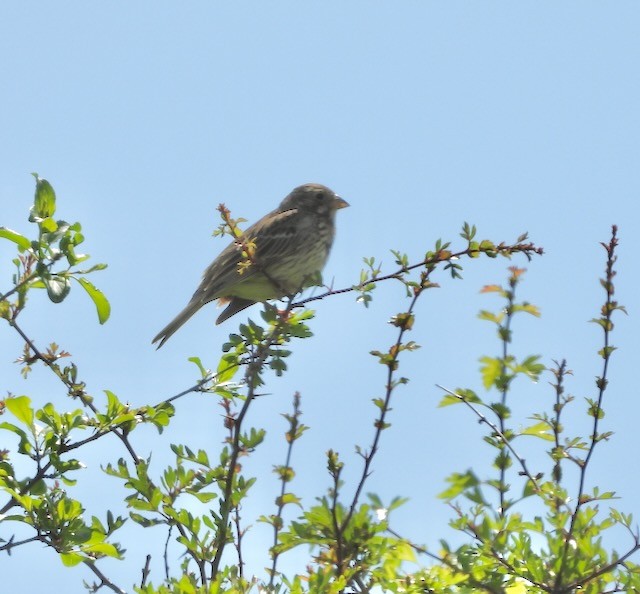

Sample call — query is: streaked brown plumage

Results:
[152,183,348,348]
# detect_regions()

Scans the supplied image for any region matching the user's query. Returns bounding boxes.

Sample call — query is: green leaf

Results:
[76,277,110,323]
[0,422,32,456]
[217,353,239,383]
[438,388,479,407]
[513,302,541,317]
[438,394,461,407]
[31,174,57,219]
[439,470,479,500]
[59,551,83,567]
[189,491,217,503]
[5,396,34,426]
[40,217,58,233]
[0,227,31,250]
[130,512,162,528]
[520,421,553,441]
[506,583,528,594]
[81,542,121,558]
[522,479,537,498]
[516,355,545,380]
[395,539,417,562]
[0,421,29,440]
[30,479,47,495]
[477,309,504,324]
[479,356,502,390]
[44,275,71,303]
[188,357,208,378]
[277,492,302,507]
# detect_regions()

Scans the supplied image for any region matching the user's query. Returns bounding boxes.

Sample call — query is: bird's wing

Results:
[191,207,300,302]
[250,207,300,267]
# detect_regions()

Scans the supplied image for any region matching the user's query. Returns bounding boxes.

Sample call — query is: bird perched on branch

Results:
[152,183,348,348]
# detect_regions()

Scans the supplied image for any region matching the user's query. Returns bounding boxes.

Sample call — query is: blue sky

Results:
[2,2,640,592]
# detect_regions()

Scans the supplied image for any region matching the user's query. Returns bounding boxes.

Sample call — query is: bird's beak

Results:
[333,195,349,210]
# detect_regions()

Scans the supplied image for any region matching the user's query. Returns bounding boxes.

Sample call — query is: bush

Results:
[1,176,638,593]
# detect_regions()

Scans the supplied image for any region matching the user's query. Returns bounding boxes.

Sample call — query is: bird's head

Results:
[279,183,349,216]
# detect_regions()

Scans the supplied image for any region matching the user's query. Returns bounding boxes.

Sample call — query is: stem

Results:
[295,241,543,309]
[555,226,621,591]
[233,505,245,579]
[210,303,294,579]
[0,270,37,303]
[496,274,516,518]
[82,560,126,594]
[268,392,303,587]
[436,385,542,493]
[550,359,569,494]
[342,283,423,534]
[10,319,141,463]
[331,461,345,578]
[140,554,151,588]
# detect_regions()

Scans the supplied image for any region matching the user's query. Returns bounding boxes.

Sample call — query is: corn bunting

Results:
[152,183,348,348]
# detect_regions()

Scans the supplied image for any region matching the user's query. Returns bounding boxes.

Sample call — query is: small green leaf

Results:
[520,422,554,441]
[189,491,217,503]
[506,582,528,594]
[522,479,538,498]
[438,394,462,407]
[438,388,479,407]
[439,470,479,500]
[478,310,503,324]
[31,174,57,219]
[479,356,502,390]
[40,217,58,233]
[395,540,417,562]
[82,542,121,558]
[44,275,71,303]
[5,396,34,426]
[76,277,110,323]
[59,551,83,567]
[188,357,208,378]
[30,479,47,495]
[0,227,31,250]
[217,353,239,383]
[0,421,29,441]
[514,302,541,317]
[276,493,302,507]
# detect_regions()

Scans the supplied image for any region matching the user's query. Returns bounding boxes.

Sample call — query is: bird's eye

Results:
[315,191,325,200]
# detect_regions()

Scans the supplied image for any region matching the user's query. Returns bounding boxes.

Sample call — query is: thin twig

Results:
[0,534,44,552]
[0,269,37,303]
[140,554,151,588]
[330,457,345,578]
[563,538,640,593]
[82,560,126,594]
[164,525,173,581]
[435,385,542,492]
[210,297,297,579]
[233,504,245,579]
[555,225,623,591]
[293,241,543,309]
[550,359,569,488]
[342,281,424,533]
[496,273,516,517]
[268,392,303,587]
[10,319,141,463]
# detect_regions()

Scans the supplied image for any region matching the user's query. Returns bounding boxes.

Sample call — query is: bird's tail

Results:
[152,300,202,349]
[215,297,256,325]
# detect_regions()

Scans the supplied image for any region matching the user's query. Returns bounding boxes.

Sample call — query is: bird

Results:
[152,183,348,348]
